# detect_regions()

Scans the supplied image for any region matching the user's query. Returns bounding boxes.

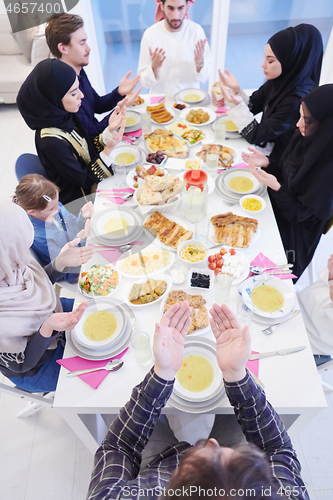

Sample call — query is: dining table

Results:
[53,93,327,454]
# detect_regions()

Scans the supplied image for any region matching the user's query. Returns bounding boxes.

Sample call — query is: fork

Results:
[262,310,300,336]
[250,264,293,275]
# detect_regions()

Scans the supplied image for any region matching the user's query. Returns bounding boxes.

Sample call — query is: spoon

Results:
[67,359,124,377]
[92,242,141,253]
[250,264,293,275]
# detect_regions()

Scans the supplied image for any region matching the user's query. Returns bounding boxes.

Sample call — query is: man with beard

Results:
[138,0,212,93]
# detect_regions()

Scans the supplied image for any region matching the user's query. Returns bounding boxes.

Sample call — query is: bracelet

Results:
[196,60,204,69]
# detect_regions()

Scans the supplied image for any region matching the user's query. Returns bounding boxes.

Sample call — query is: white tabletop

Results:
[53,100,326,451]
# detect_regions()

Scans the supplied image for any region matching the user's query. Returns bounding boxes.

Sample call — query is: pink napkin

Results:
[57,348,129,389]
[96,188,135,205]
[216,106,228,115]
[217,162,249,174]
[246,351,259,378]
[251,252,297,280]
[150,96,165,104]
[89,240,144,264]
[123,129,143,144]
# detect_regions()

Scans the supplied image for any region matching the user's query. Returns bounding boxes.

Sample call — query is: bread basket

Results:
[133,187,181,215]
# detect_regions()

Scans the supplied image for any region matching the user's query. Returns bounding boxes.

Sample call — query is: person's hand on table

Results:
[209,304,251,383]
[241,146,269,169]
[153,301,192,381]
[81,201,94,219]
[118,70,141,96]
[194,38,207,71]
[218,81,242,106]
[55,238,95,272]
[76,219,90,240]
[40,302,88,338]
[104,120,125,156]
[249,163,281,191]
[149,47,166,78]
[108,105,126,134]
[118,85,144,110]
[218,69,240,95]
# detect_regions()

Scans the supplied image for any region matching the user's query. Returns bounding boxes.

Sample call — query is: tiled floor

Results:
[0,103,333,499]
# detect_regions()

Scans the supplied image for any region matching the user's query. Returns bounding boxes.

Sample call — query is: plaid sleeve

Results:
[224,371,309,500]
[87,368,174,500]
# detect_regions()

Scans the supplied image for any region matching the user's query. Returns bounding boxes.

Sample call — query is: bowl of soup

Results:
[111,144,143,169]
[124,110,141,131]
[241,276,295,318]
[74,301,127,348]
[224,171,259,194]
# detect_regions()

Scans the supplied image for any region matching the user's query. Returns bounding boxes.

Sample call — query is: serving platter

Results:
[116,244,175,279]
[179,106,216,127]
[78,264,121,299]
[123,273,173,309]
[208,210,261,248]
[142,212,192,252]
[206,247,250,285]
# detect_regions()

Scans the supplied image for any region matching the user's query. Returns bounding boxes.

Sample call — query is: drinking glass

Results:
[141,112,152,133]
[131,331,153,366]
[165,88,175,109]
[195,216,209,243]
[236,301,255,331]
[113,163,127,187]
[205,153,219,177]
[215,273,234,304]
[214,122,226,144]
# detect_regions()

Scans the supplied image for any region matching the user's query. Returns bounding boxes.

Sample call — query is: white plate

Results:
[174,341,223,402]
[128,94,147,111]
[223,170,260,195]
[145,133,190,159]
[78,264,121,299]
[92,207,137,242]
[124,110,141,132]
[208,211,261,249]
[133,186,181,215]
[241,275,295,319]
[165,121,205,147]
[179,106,216,127]
[159,288,214,336]
[143,212,192,251]
[206,247,250,285]
[126,165,168,190]
[168,386,227,413]
[110,144,144,168]
[123,274,173,308]
[196,143,240,168]
[74,299,127,348]
[175,88,208,105]
[116,244,175,279]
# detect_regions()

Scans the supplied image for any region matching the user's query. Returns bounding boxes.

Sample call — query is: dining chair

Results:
[0,380,54,417]
[15,153,48,181]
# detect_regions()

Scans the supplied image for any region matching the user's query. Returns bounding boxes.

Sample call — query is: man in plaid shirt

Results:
[87,302,308,500]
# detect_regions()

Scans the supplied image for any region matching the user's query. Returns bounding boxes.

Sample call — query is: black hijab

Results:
[17,59,77,132]
[263,24,323,119]
[281,84,333,221]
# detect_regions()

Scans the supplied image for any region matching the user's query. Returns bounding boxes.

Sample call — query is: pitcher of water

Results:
[181,170,208,223]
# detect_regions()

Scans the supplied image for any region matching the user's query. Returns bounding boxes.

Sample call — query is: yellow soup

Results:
[251,285,284,313]
[125,116,137,126]
[83,311,118,342]
[228,176,254,193]
[115,152,136,165]
[177,355,214,392]
[103,217,129,236]
[184,94,201,102]
[225,120,238,132]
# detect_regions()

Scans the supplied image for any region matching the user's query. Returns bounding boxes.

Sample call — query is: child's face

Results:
[29,193,60,222]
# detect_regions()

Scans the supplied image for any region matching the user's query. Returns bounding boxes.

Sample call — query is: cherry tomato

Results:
[229,248,236,255]
[220,248,227,256]
[214,268,221,276]
[216,255,222,262]
[215,253,220,260]
[208,255,216,263]
[216,260,223,268]
[208,262,216,270]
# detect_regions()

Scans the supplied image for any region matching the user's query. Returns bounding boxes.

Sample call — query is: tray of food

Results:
[196,144,236,169]
[179,106,216,126]
[124,274,173,308]
[166,121,205,146]
[144,129,189,159]
[209,212,260,249]
[134,174,183,214]
[143,211,193,250]
[147,103,175,124]
[78,264,121,298]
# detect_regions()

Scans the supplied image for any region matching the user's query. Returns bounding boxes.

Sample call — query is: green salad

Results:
[79,265,119,297]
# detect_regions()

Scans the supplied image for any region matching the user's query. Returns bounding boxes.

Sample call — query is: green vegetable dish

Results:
[182,129,204,145]
[79,265,119,297]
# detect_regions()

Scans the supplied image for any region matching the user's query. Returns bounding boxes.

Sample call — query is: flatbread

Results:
[137,184,163,205]
[145,175,179,192]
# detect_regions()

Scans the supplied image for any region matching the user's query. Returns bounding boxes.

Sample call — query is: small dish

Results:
[239,194,266,214]
[188,268,214,290]
[177,240,208,268]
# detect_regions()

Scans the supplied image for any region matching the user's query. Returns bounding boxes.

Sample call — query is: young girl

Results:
[14,174,93,283]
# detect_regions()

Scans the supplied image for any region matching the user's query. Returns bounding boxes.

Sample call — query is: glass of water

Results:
[131,331,153,366]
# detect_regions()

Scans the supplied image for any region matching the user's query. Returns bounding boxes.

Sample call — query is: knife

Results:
[249,346,306,360]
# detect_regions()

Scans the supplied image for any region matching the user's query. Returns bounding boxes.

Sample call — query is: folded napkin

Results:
[217,162,249,174]
[246,352,259,378]
[89,240,144,264]
[97,187,135,205]
[216,106,228,115]
[251,252,297,280]
[123,129,143,144]
[150,96,165,104]
[57,348,129,389]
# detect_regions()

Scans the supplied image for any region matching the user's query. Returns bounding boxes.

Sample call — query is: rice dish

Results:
[118,246,170,276]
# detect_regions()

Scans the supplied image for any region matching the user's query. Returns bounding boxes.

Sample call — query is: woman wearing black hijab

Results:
[219,24,323,172]
[242,84,333,280]
[17,59,125,206]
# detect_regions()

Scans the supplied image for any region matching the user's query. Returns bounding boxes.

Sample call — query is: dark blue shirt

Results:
[78,68,124,138]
